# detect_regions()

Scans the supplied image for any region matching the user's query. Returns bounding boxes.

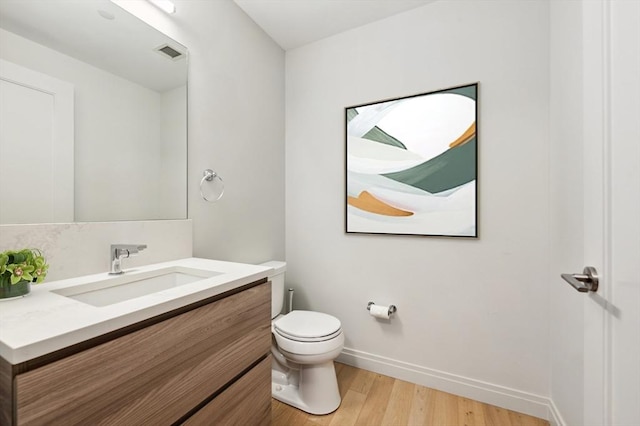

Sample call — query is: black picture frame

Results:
[345,82,478,238]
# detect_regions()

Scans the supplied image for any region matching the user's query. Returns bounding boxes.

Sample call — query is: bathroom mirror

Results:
[0,0,187,224]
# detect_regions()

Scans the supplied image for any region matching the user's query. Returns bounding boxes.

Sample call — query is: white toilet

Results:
[262,261,344,415]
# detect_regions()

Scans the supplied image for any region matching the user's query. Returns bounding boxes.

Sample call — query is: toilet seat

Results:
[274,310,341,342]
[275,327,342,343]
[273,311,344,356]
[274,329,345,357]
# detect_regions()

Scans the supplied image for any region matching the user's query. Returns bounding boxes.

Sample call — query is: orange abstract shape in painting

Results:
[449,122,476,148]
[347,191,413,217]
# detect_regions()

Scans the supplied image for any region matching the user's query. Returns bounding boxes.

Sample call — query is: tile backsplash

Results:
[0,220,192,281]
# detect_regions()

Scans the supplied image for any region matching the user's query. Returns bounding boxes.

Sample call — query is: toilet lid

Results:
[274,310,341,341]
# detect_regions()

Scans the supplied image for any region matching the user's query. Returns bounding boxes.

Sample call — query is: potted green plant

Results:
[0,249,49,300]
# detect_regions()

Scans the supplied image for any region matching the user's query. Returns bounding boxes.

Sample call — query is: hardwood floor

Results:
[272,362,549,426]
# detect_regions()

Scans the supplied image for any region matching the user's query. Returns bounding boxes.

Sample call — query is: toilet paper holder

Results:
[367,301,397,316]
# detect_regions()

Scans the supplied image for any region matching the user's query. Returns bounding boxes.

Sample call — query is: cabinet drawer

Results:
[183,355,271,426]
[16,282,271,426]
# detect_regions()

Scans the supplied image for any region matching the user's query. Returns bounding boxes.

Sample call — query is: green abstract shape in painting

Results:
[362,126,407,150]
[441,84,477,100]
[346,108,358,123]
[347,107,407,149]
[382,138,476,193]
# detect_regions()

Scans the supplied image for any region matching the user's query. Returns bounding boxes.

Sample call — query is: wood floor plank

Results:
[304,411,336,426]
[533,416,551,426]
[288,408,310,426]
[328,390,367,426]
[272,399,308,426]
[482,404,512,426]
[508,409,546,426]
[381,379,415,426]
[304,408,337,426]
[458,397,487,426]
[428,390,459,425]
[407,384,434,426]
[507,410,526,426]
[353,373,396,425]
[271,400,291,426]
[349,368,377,395]
[336,363,360,398]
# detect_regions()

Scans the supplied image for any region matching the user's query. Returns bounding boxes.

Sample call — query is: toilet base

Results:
[271,360,341,415]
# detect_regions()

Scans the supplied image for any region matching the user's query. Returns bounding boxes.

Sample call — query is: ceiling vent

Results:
[155,44,184,61]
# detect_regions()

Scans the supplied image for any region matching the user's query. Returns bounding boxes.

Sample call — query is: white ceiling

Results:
[233,0,435,50]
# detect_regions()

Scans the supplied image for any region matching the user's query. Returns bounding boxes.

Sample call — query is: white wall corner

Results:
[547,397,567,426]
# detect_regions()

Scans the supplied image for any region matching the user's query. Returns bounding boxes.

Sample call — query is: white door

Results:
[582,1,640,424]
[0,59,74,224]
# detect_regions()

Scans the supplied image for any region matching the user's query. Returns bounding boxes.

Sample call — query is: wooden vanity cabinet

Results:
[183,355,272,426]
[0,280,271,426]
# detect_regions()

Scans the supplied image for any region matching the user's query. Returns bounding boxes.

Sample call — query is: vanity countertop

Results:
[0,258,272,364]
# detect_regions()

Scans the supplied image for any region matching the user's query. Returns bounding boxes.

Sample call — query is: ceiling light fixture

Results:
[147,0,176,14]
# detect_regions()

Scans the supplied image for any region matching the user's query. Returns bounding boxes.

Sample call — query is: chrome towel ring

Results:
[200,169,224,202]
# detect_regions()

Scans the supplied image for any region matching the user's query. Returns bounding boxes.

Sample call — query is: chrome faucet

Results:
[109,244,147,275]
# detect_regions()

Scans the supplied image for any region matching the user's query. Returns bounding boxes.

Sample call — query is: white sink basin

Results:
[52,266,222,307]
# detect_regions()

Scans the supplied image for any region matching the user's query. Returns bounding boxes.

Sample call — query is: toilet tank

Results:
[260,261,286,319]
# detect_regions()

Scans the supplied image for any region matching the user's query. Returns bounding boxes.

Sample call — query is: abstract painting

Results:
[345,83,478,237]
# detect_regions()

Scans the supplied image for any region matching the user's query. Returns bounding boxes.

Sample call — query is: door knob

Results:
[561,266,599,293]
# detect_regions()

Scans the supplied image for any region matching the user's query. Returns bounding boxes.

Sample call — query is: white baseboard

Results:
[547,398,566,426]
[337,347,564,424]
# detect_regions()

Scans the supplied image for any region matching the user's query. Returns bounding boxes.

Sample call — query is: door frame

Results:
[0,59,74,223]
[582,0,615,423]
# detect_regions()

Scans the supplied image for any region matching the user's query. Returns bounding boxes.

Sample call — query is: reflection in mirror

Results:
[0,0,187,224]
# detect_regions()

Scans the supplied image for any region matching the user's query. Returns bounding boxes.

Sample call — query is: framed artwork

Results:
[345,83,478,237]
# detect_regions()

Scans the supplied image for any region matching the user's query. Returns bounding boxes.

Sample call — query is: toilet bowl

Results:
[261,261,344,415]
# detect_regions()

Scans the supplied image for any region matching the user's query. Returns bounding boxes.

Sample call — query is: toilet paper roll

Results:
[369,304,391,319]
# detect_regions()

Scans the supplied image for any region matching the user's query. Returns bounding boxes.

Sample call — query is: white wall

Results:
[115,0,286,263]
[0,28,182,222]
[286,0,551,416]
[548,2,585,425]
[159,85,188,220]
